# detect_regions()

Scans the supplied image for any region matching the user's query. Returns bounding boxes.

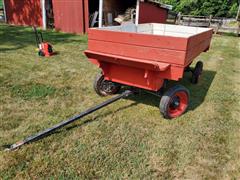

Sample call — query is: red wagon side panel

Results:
[88,39,187,65]
[88,29,188,51]
[88,29,189,66]
[5,0,42,27]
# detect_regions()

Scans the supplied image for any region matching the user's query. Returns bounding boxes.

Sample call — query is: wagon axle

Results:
[94,72,190,119]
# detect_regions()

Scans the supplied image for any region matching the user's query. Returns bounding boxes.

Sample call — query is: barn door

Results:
[4,0,42,27]
[52,0,85,34]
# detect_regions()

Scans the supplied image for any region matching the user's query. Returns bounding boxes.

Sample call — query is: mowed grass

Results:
[0,24,240,179]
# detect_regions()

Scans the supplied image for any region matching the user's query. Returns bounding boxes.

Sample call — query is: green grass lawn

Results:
[0,24,240,179]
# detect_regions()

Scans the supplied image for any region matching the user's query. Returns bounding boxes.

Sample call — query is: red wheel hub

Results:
[168,91,189,118]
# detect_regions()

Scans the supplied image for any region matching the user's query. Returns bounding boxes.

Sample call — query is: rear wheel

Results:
[191,61,203,84]
[160,85,190,119]
[93,73,121,96]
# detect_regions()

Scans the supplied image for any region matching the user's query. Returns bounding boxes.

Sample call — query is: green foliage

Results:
[0,0,3,9]
[228,2,239,17]
[161,0,239,17]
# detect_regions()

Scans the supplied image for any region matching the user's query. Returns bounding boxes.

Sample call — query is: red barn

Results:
[4,0,43,27]
[3,0,89,33]
[139,1,170,24]
[3,0,171,34]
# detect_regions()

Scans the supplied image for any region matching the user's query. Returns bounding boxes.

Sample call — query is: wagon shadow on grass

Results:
[125,70,217,112]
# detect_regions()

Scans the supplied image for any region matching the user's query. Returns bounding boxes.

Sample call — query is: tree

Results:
[160,0,239,18]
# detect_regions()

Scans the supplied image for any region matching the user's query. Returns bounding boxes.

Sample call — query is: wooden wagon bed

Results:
[85,23,213,91]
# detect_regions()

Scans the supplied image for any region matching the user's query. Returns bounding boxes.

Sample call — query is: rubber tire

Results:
[160,85,190,119]
[191,61,203,84]
[93,73,121,97]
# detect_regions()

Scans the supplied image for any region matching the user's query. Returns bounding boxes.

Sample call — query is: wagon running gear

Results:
[94,73,121,96]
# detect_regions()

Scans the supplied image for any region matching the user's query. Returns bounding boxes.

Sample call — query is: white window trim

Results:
[41,0,47,29]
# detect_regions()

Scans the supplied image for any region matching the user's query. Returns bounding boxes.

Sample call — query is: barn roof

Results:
[142,0,173,10]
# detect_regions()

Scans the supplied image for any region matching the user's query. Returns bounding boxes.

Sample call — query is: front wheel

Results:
[93,73,121,96]
[160,85,190,119]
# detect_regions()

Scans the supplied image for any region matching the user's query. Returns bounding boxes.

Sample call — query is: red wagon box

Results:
[85,23,213,118]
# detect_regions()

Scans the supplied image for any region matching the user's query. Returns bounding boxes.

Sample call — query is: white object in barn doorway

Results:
[98,0,141,28]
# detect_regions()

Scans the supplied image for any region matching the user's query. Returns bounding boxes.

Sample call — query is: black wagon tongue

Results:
[5,90,135,151]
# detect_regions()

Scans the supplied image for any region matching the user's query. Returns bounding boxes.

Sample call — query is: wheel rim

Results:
[100,81,118,94]
[168,91,189,118]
